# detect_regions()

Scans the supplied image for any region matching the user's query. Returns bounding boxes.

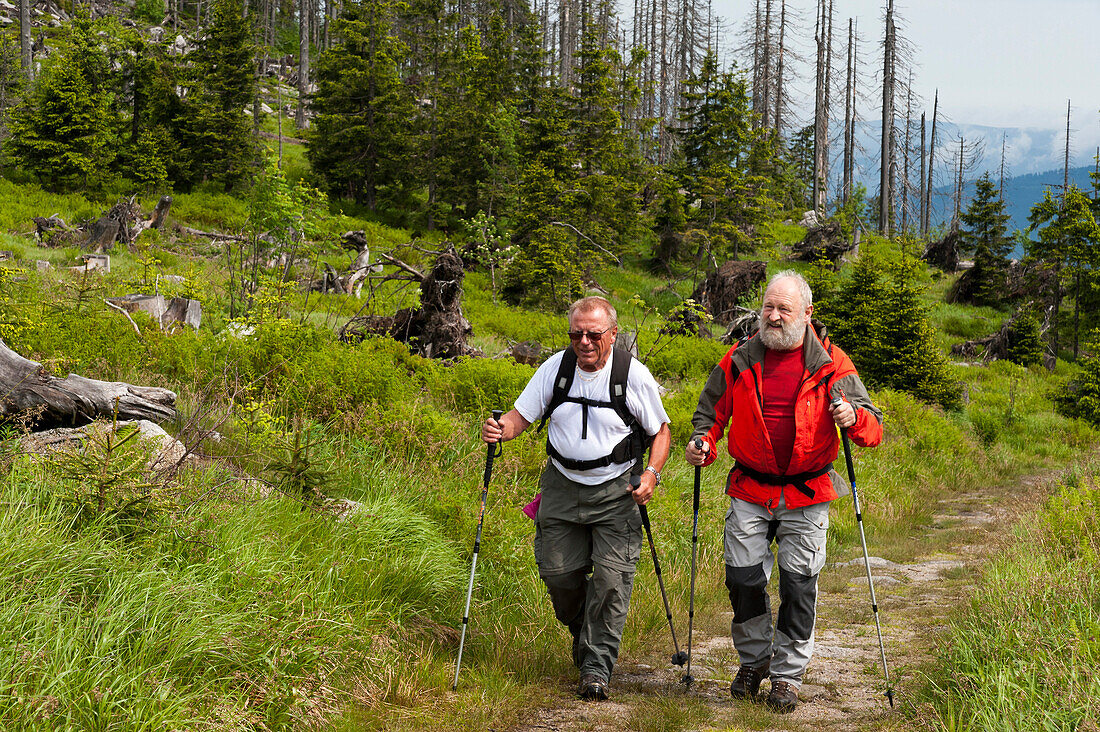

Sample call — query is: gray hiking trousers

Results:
[533,462,642,682]
[723,496,830,687]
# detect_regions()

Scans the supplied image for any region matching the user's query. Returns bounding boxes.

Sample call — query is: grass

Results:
[2,173,1100,729]
[916,465,1100,731]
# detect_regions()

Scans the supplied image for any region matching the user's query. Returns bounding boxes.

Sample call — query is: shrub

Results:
[818,255,961,409]
[1055,328,1100,426]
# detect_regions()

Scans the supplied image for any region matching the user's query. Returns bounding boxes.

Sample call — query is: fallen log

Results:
[0,339,176,429]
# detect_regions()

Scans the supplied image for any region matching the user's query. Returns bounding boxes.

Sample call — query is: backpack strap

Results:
[538,348,578,432]
[539,347,653,471]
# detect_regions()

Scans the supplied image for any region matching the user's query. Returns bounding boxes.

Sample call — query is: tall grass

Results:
[920,467,1100,730]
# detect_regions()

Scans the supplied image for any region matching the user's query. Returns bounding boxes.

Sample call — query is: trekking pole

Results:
[832,398,896,708]
[681,438,704,687]
[634,471,688,667]
[453,409,504,691]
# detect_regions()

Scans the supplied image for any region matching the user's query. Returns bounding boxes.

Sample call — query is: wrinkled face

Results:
[569,306,617,372]
[758,278,811,351]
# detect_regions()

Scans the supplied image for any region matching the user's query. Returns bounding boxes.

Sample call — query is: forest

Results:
[0,0,1098,729]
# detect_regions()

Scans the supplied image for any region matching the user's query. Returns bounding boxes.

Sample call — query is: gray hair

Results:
[766,270,813,310]
[568,296,618,328]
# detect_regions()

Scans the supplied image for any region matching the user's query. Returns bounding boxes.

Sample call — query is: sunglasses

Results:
[567,328,610,342]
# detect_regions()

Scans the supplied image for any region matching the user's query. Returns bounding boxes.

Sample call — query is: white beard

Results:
[758,312,807,351]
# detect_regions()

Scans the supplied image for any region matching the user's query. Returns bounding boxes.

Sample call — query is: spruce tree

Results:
[819,255,960,409]
[179,0,257,190]
[958,172,1011,306]
[308,0,414,209]
[1028,186,1100,359]
[7,17,123,191]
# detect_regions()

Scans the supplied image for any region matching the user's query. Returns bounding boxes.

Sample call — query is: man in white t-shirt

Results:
[482,296,671,701]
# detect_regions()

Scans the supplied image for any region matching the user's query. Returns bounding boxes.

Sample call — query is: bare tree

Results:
[297,0,311,129]
[812,0,827,213]
[878,0,895,235]
[922,89,938,237]
[1063,99,1072,202]
[841,18,858,205]
[18,0,30,79]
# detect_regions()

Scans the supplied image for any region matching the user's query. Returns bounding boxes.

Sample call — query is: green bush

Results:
[817,254,962,409]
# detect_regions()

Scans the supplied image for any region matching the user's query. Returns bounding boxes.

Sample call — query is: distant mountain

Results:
[928,166,1096,236]
[841,119,1100,185]
[835,118,1097,246]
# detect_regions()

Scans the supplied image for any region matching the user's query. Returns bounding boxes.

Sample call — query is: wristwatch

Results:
[644,466,661,485]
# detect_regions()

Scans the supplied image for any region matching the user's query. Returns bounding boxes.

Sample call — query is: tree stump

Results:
[0,339,177,429]
[923,230,961,272]
[791,222,850,268]
[85,216,121,253]
[106,294,202,329]
[341,249,473,359]
[512,341,543,366]
[149,195,173,230]
[692,260,767,325]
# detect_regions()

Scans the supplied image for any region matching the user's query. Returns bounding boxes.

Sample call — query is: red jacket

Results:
[692,323,883,510]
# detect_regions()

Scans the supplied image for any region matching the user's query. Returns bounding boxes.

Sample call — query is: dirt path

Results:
[509,473,1050,732]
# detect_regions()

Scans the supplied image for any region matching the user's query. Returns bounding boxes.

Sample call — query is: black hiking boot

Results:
[766,679,798,713]
[579,674,609,701]
[730,662,770,699]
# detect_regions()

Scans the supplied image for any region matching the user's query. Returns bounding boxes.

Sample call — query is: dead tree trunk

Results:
[297,0,311,129]
[812,0,827,214]
[878,0,895,235]
[0,339,177,429]
[922,90,938,237]
[19,0,30,79]
[340,250,473,359]
[841,17,854,204]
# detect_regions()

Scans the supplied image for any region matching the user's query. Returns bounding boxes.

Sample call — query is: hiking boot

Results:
[766,679,798,713]
[579,674,609,701]
[729,662,770,699]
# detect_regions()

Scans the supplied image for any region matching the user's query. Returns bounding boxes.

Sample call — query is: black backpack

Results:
[537,347,651,471]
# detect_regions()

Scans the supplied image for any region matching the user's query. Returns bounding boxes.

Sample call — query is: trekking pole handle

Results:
[484,409,504,482]
[691,438,703,514]
[831,398,857,482]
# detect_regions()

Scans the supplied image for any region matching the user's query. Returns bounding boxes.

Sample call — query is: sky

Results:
[706,0,1100,165]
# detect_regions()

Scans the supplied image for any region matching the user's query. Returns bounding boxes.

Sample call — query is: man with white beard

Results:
[686,270,882,713]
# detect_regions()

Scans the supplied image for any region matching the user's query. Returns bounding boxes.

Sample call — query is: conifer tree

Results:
[308,0,414,209]
[958,172,1011,306]
[7,17,122,191]
[1028,186,1100,359]
[672,51,781,262]
[819,255,959,408]
[179,0,257,190]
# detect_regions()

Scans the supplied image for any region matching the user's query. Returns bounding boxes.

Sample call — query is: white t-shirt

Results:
[515,350,671,485]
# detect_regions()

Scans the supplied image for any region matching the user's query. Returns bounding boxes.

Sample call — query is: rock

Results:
[21,419,188,472]
[512,340,543,366]
[799,209,820,228]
